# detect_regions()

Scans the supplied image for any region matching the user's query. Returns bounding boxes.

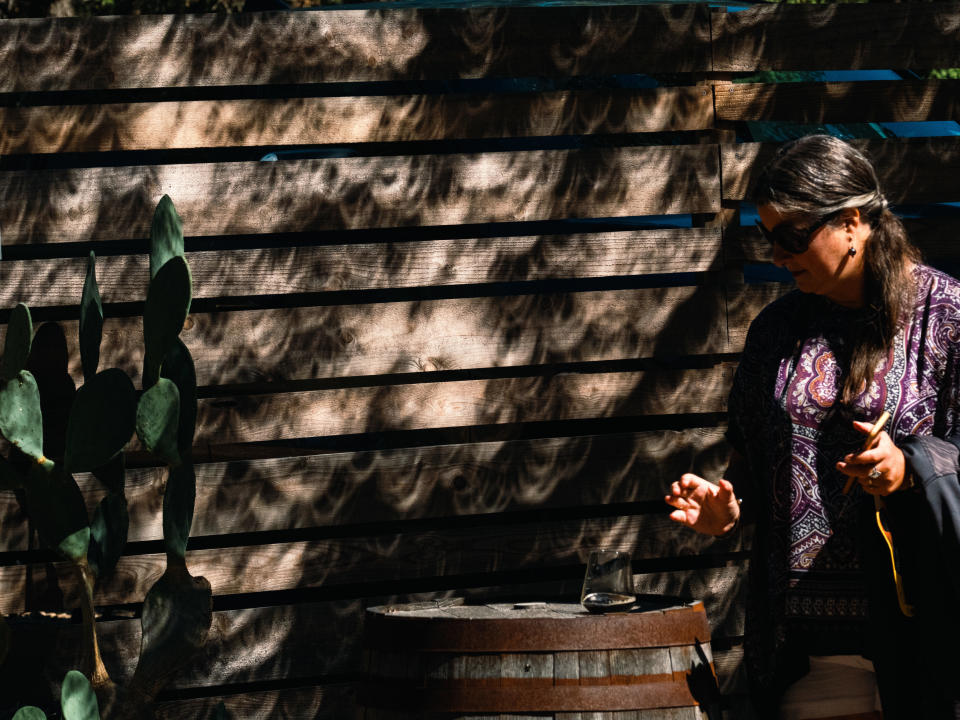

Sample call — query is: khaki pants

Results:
[779,655,883,720]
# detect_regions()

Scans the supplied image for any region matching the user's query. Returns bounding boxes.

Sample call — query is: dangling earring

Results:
[848,245,857,257]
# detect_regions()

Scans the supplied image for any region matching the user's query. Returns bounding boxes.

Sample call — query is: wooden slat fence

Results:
[1,3,960,718]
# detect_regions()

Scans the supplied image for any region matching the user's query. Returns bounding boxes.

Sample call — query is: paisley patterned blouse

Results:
[727,264,960,699]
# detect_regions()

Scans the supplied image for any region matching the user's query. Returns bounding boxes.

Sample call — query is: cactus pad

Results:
[160,339,197,459]
[64,369,137,473]
[150,195,185,280]
[163,461,196,559]
[142,256,192,389]
[129,564,212,706]
[61,669,100,720]
[79,251,104,383]
[26,460,89,562]
[136,378,181,466]
[1,303,33,381]
[12,707,46,720]
[0,370,43,460]
[89,491,129,579]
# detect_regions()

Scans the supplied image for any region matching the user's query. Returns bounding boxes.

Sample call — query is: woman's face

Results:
[757,204,867,308]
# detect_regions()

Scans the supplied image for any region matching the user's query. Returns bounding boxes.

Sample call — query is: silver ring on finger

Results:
[868,466,882,481]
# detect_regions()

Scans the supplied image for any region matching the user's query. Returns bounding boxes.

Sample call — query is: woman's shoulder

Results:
[749,289,806,331]
[913,263,960,311]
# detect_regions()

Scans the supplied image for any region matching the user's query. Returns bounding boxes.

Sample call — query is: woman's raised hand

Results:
[665,474,740,536]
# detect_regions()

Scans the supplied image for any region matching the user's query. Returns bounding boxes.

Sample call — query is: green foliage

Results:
[79,252,104,384]
[89,492,129,579]
[64,369,137,473]
[0,370,44,460]
[150,195,185,281]
[930,68,960,80]
[1,303,33,381]
[136,378,181,467]
[61,670,100,720]
[25,460,89,562]
[163,462,196,559]
[129,565,212,703]
[11,707,47,720]
[0,195,207,715]
[160,339,197,460]
[142,256,192,389]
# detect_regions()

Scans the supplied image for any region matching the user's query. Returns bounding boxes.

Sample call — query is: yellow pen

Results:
[842,410,890,495]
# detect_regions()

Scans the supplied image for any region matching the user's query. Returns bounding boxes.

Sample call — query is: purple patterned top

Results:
[727,264,960,687]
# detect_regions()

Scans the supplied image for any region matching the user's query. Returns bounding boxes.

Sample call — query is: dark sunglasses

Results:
[755,212,837,254]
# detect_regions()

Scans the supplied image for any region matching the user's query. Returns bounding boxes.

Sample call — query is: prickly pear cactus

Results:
[0,369,44,460]
[142,256,191,390]
[64,368,137,474]
[149,195,184,281]
[0,196,211,717]
[1,303,33,381]
[79,251,103,384]
[61,669,101,720]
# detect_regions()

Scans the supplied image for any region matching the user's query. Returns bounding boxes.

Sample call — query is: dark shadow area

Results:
[713,4,960,74]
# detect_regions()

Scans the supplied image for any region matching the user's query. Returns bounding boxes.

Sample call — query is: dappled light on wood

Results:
[713,3,960,72]
[1,147,719,244]
[0,88,715,155]
[0,7,710,92]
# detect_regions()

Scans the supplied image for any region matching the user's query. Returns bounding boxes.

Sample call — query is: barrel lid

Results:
[364,596,709,652]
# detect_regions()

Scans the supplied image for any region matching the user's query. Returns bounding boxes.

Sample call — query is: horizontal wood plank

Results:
[715,80,960,124]
[0,510,743,612]
[0,145,720,244]
[187,364,733,447]
[0,428,730,550]
[0,88,714,155]
[0,228,722,306]
[0,6,711,93]
[5,284,732,388]
[712,3,960,72]
[721,139,960,205]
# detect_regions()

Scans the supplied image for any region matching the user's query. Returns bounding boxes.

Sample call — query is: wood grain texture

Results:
[712,3,960,72]
[0,146,720,244]
[187,364,734,446]
[0,6,711,92]
[715,80,960,124]
[0,512,745,612]
[721,139,960,204]
[0,88,714,155]
[0,228,723,306]
[2,284,732,389]
[0,428,731,550]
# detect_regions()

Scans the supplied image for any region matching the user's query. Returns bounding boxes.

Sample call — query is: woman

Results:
[665,135,960,719]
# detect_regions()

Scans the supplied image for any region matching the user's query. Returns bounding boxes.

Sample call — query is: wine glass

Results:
[580,549,636,613]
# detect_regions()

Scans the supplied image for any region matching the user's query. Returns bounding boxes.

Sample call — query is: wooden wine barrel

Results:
[359,597,718,719]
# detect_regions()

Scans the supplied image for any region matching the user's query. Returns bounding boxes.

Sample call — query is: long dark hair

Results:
[754,134,921,407]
